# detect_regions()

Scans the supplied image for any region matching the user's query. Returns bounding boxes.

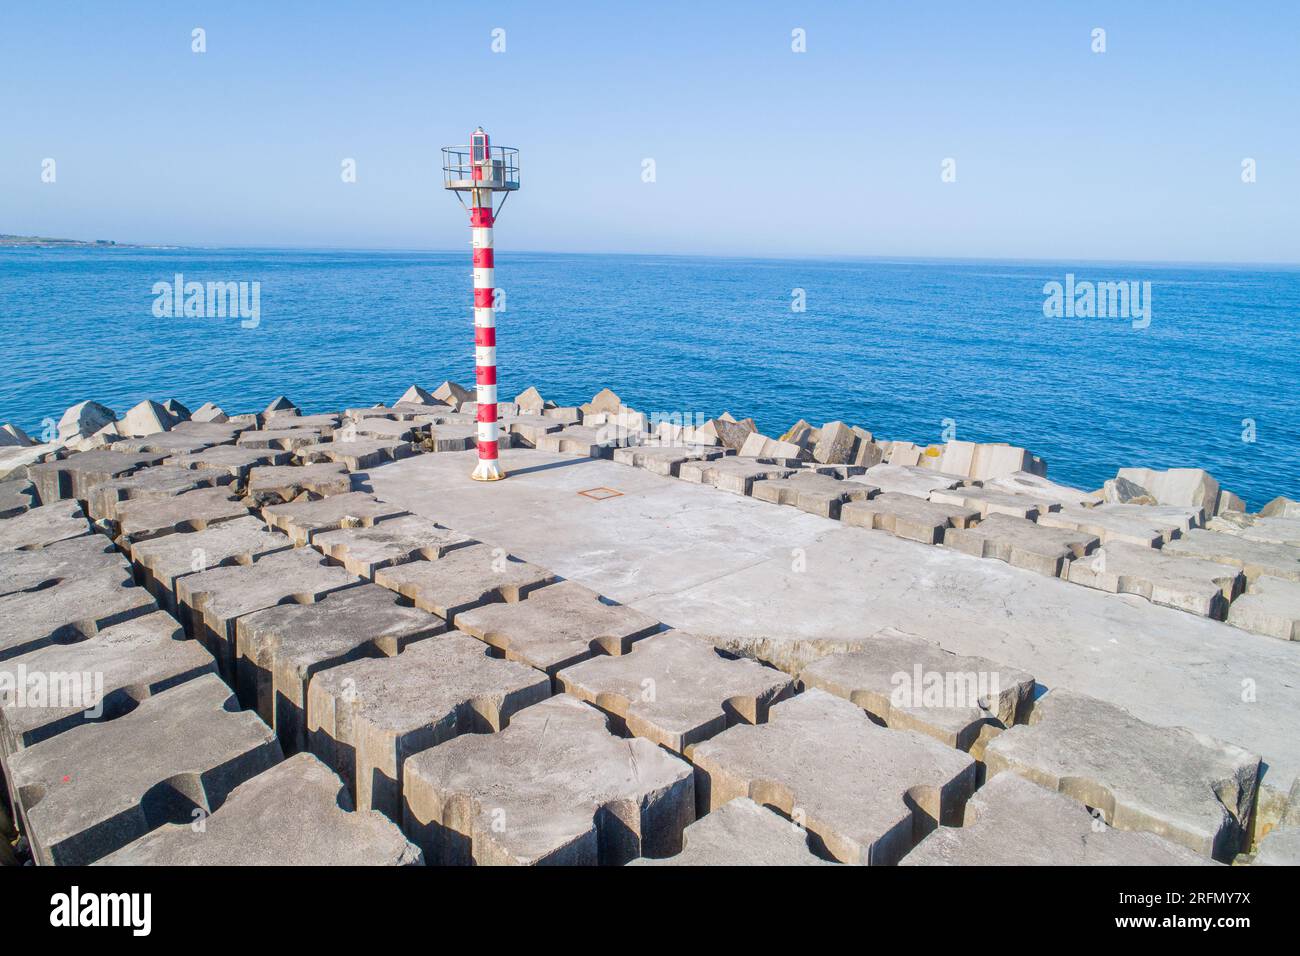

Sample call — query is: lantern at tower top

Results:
[442,127,520,197]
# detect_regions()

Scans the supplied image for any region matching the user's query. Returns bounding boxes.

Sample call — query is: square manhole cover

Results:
[577,487,624,501]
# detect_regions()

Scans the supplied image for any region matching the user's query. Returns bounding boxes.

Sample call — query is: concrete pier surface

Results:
[2,386,1298,866]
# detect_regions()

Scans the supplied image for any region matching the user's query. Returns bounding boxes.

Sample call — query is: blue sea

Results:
[2,247,1296,507]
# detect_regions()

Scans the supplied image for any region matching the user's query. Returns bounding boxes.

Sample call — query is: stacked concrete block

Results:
[235,584,447,753]
[1226,576,1300,641]
[432,381,474,410]
[677,457,796,496]
[632,797,834,866]
[167,445,293,481]
[6,674,281,865]
[943,514,1098,577]
[982,471,1103,508]
[1036,502,1187,547]
[128,515,293,613]
[930,486,1060,521]
[297,438,414,471]
[0,423,34,447]
[116,399,184,438]
[1106,467,1222,521]
[0,477,37,518]
[612,443,729,477]
[690,690,976,865]
[236,427,327,452]
[696,415,756,451]
[1253,779,1300,866]
[28,449,168,503]
[85,464,233,524]
[557,630,794,753]
[262,491,409,546]
[652,420,720,448]
[261,395,300,420]
[738,432,810,463]
[840,492,979,545]
[0,500,90,551]
[1163,529,1300,583]
[455,580,661,677]
[114,486,249,545]
[373,545,556,624]
[513,386,546,415]
[1260,496,1300,519]
[176,547,359,677]
[0,440,62,480]
[984,688,1260,861]
[402,694,693,865]
[1064,541,1243,618]
[1208,511,1300,548]
[535,424,633,458]
[751,472,877,519]
[499,414,565,448]
[902,773,1214,866]
[338,417,421,442]
[0,611,216,754]
[56,400,116,443]
[312,514,476,577]
[243,461,352,507]
[98,753,422,865]
[799,631,1034,755]
[189,401,227,423]
[0,533,121,597]
[307,632,549,818]
[851,463,966,499]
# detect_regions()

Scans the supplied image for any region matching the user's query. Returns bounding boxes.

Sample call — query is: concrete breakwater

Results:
[1,384,1298,866]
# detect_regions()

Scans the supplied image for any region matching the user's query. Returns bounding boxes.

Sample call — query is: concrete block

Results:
[373,545,556,624]
[56,400,116,441]
[0,532,123,597]
[1113,467,1221,520]
[698,416,755,451]
[190,401,227,423]
[0,477,37,518]
[398,384,436,407]
[0,563,156,662]
[652,420,719,447]
[262,491,409,546]
[499,414,565,448]
[840,492,978,545]
[176,547,359,676]
[984,688,1260,861]
[1163,528,1300,583]
[1260,496,1300,519]
[0,423,34,447]
[811,421,859,465]
[432,381,473,410]
[534,425,619,458]
[0,441,61,482]
[403,694,692,865]
[236,427,325,451]
[296,438,414,471]
[580,388,622,417]
[513,386,545,414]
[0,610,216,755]
[0,500,90,551]
[307,632,549,817]
[1226,575,1300,641]
[1037,502,1186,547]
[235,584,446,753]
[612,443,729,477]
[244,461,352,507]
[631,797,834,866]
[558,631,793,753]
[930,486,1060,521]
[799,630,1034,753]
[128,515,293,613]
[1254,778,1300,865]
[851,463,965,499]
[419,423,477,452]
[455,580,661,677]
[739,432,810,462]
[338,417,421,442]
[98,753,421,865]
[311,514,476,577]
[969,443,1044,480]
[751,471,876,519]
[541,405,583,425]
[902,773,1215,866]
[262,395,299,418]
[345,405,400,422]
[86,464,233,523]
[982,471,1104,508]
[943,513,1098,577]
[887,441,923,467]
[1064,541,1243,618]
[6,673,280,865]
[28,449,169,503]
[167,445,292,481]
[690,689,976,865]
[115,486,248,544]
[677,456,795,495]
[1208,511,1300,548]
[116,399,183,438]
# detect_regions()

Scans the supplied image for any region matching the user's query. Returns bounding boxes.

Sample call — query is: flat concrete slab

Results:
[28,449,168,503]
[0,477,36,518]
[112,430,229,455]
[1163,529,1300,583]
[307,632,549,817]
[690,689,976,865]
[262,491,409,546]
[455,579,662,677]
[0,500,90,551]
[841,492,979,544]
[7,673,280,865]
[115,486,248,544]
[751,472,877,519]
[1064,540,1243,618]
[128,515,293,613]
[0,562,156,662]
[0,533,123,597]
[237,427,325,451]
[943,513,1098,577]
[311,514,476,577]
[0,610,215,754]
[984,688,1260,861]
[86,464,233,524]
[1208,512,1300,548]
[930,486,1060,521]
[97,753,421,866]
[402,694,693,865]
[297,439,415,471]
[678,456,795,495]
[501,414,565,447]
[167,445,292,481]
[980,472,1104,508]
[1227,575,1300,641]
[799,631,1034,753]
[848,463,965,498]
[373,545,556,624]
[244,462,352,507]
[1037,502,1186,548]
[235,583,446,753]
[902,773,1214,866]
[369,448,1300,795]
[631,797,834,866]
[176,547,360,676]
[558,630,794,753]
[338,417,421,442]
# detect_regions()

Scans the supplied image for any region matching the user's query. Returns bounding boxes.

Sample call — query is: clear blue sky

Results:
[2,1,1297,261]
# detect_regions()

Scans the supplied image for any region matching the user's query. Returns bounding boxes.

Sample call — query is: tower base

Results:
[471,459,506,481]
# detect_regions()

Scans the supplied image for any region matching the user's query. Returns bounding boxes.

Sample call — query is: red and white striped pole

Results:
[469,170,501,481]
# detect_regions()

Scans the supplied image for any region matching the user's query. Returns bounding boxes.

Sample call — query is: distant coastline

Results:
[0,234,121,248]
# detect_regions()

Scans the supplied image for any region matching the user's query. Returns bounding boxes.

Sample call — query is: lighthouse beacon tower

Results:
[442,128,521,481]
